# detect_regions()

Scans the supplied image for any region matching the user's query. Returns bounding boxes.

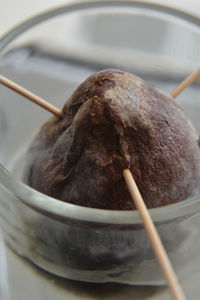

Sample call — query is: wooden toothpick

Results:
[171,68,200,99]
[0,67,199,300]
[0,67,199,116]
[123,169,186,300]
[0,75,63,118]
[121,68,200,300]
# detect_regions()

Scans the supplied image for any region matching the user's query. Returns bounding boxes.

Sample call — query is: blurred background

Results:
[0,0,200,36]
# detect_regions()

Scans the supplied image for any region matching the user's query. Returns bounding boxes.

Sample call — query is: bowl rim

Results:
[0,0,200,225]
[1,163,200,225]
[0,0,200,50]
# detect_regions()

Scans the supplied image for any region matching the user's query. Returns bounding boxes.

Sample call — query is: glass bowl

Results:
[0,0,200,289]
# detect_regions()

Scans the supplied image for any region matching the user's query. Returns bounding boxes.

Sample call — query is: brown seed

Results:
[24,69,200,210]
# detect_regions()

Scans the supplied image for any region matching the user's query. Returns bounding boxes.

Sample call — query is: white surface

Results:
[0,0,200,37]
[0,0,71,36]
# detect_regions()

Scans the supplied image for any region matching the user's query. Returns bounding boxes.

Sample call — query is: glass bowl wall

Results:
[0,0,200,286]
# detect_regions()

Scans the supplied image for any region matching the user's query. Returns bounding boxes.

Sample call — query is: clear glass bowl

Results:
[0,0,200,289]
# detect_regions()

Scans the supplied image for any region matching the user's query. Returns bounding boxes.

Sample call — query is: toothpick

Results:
[171,68,200,99]
[1,66,199,117]
[0,75,63,118]
[123,169,186,300]
[1,68,197,300]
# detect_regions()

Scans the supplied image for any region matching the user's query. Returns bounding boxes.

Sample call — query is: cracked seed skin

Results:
[25,69,200,210]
